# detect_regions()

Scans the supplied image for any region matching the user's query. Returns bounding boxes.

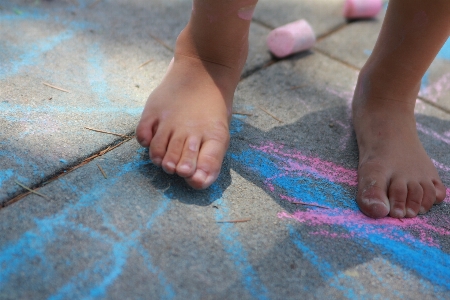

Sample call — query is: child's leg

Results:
[353,0,450,218]
[136,0,257,189]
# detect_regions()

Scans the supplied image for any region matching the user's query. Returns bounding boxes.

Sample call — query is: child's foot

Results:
[352,69,447,219]
[136,10,249,189]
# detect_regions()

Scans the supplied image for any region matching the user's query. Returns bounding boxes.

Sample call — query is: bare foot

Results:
[136,22,247,189]
[352,70,447,219]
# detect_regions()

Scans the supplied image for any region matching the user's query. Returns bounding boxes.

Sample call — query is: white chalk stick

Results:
[344,0,383,19]
[266,19,316,58]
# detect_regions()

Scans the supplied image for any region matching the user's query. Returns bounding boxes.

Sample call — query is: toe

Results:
[161,134,185,174]
[185,135,229,190]
[176,136,201,178]
[357,164,390,218]
[135,116,157,148]
[419,181,436,214]
[388,179,408,218]
[405,182,423,218]
[149,128,170,167]
[434,179,447,204]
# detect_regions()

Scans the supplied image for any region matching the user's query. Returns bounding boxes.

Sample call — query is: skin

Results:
[353,0,450,218]
[137,0,449,218]
[136,0,257,189]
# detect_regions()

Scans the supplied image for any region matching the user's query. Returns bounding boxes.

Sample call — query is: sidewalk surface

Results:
[1,0,450,299]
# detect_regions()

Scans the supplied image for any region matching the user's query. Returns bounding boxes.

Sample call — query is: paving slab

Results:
[117,0,273,77]
[315,3,450,112]
[0,0,175,203]
[1,50,449,299]
[0,0,275,203]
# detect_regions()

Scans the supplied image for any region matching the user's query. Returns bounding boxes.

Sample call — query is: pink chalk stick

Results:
[344,0,383,19]
[266,19,316,58]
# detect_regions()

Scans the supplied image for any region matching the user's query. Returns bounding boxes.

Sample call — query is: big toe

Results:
[357,166,390,218]
[185,137,229,190]
[434,180,447,204]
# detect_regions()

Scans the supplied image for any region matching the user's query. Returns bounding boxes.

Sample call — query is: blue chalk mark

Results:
[0,169,14,188]
[0,150,44,192]
[59,159,68,164]
[363,49,372,57]
[299,207,450,291]
[437,37,450,60]
[210,185,271,300]
[360,229,450,290]
[421,70,430,92]
[0,102,142,116]
[288,227,334,278]
[0,8,96,32]
[0,154,175,298]
[135,244,176,300]
[47,224,131,300]
[422,38,450,92]
[231,144,450,292]
[0,10,48,22]
[231,149,358,210]
[365,259,438,299]
[289,227,370,299]
[88,44,112,105]
[230,117,244,135]
[0,30,75,80]
[88,233,135,298]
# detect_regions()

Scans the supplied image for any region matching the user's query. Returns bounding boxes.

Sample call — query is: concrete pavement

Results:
[1,0,450,299]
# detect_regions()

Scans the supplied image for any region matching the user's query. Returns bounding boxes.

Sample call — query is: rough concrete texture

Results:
[1,0,450,299]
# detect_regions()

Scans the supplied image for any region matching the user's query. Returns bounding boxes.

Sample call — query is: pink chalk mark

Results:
[280,195,330,209]
[266,182,275,192]
[237,5,255,21]
[432,159,450,172]
[310,230,354,239]
[278,208,450,247]
[445,188,450,203]
[255,142,358,186]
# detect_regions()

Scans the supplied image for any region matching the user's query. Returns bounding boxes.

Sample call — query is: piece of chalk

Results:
[343,0,383,19]
[266,19,316,58]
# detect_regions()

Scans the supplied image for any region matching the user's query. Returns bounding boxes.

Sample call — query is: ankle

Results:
[354,62,419,114]
[358,58,422,102]
[175,25,249,71]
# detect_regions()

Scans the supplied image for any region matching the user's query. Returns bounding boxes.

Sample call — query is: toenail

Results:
[238,5,256,21]
[166,162,176,170]
[419,206,426,214]
[178,164,191,173]
[152,157,162,165]
[362,197,388,209]
[406,208,416,217]
[392,208,404,218]
[136,136,145,144]
[194,169,207,183]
